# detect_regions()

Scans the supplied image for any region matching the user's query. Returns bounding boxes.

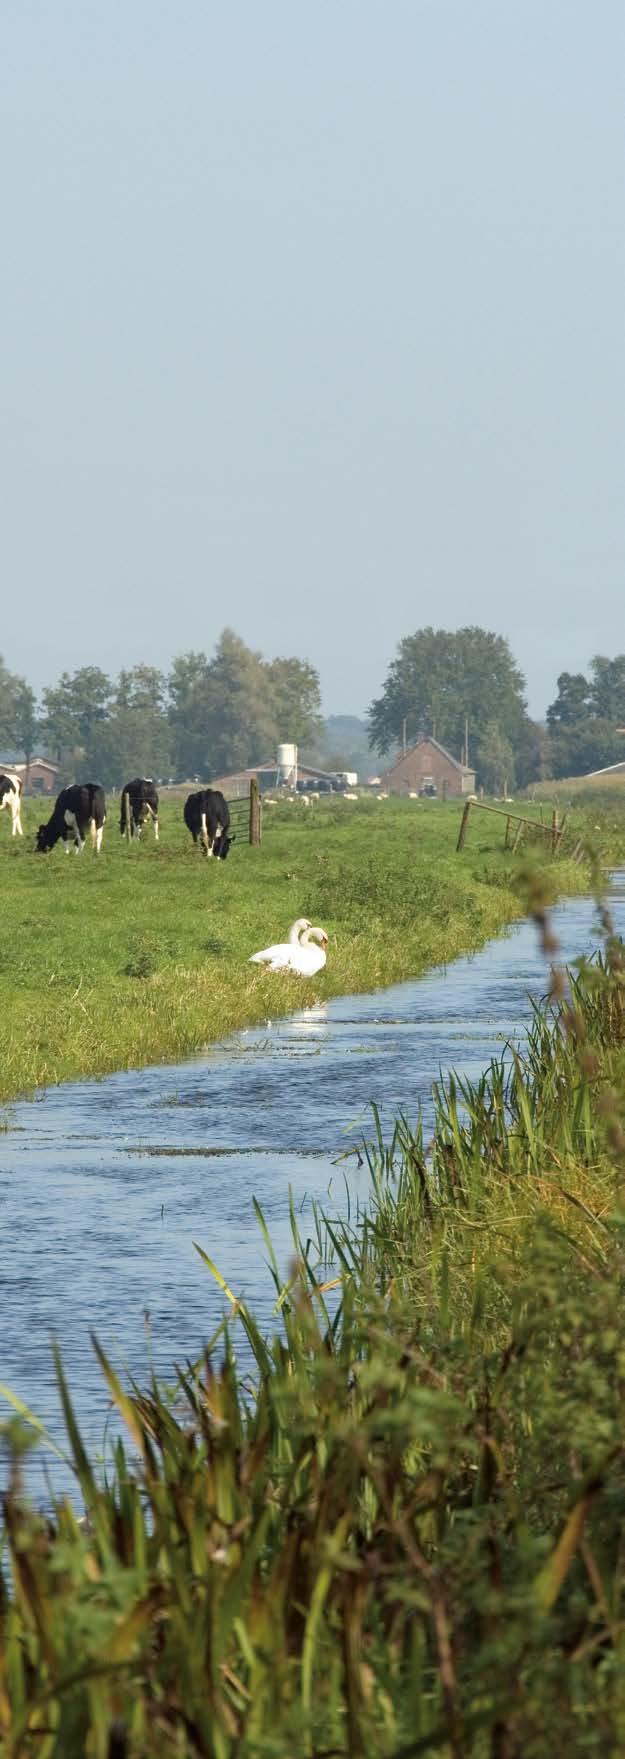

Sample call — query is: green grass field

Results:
[0,793,619,1106]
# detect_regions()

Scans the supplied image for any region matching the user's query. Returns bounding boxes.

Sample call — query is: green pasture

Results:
[0,793,620,1105]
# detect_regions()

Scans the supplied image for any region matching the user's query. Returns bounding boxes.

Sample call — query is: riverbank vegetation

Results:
[2,871,625,1754]
[0,796,619,1108]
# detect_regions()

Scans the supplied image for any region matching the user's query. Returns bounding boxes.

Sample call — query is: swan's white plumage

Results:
[249,918,328,975]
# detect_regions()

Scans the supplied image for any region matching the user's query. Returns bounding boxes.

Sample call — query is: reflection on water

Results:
[0,880,623,1495]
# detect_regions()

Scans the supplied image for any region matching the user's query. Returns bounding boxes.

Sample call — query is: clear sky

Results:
[2,2,623,721]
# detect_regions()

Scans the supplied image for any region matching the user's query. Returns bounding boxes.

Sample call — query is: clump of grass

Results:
[123,948,156,980]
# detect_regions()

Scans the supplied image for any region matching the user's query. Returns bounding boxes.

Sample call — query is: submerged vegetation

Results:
[0,795,620,1107]
[2,859,625,1751]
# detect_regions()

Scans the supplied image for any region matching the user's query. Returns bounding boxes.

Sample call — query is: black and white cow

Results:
[0,772,23,837]
[183,788,234,859]
[36,784,106,855]
[120,778,159,840]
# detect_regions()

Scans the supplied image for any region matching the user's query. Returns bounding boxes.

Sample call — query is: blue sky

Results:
[2,2,623,718]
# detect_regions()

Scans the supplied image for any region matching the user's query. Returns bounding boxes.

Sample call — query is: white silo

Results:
[276,742,298,788]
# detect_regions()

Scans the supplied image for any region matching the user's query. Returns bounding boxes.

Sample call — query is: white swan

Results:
[249,917,329,975]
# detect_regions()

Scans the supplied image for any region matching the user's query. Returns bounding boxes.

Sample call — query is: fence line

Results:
[456,797,565,855]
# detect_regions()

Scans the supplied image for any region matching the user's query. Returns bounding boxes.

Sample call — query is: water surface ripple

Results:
[1,880,623,1493]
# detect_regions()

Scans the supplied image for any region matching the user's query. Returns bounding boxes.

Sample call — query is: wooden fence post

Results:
[249,777,262,846]
[551,808,560,854]
[504,815,511,850]
[456,798,473,852]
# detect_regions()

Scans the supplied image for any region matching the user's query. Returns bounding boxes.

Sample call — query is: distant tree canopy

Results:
[546,656,625,779]
[34,632,323,788]
[167,632,322,782]
[368,627,528,765]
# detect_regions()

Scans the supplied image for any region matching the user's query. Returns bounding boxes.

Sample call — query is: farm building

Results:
[380,737,476,798]
[205,762,344,797]
[0,754,59,795]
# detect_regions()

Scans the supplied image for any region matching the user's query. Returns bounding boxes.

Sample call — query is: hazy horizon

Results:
[3,2,623,721]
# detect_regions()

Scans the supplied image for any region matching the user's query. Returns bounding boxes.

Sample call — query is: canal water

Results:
[1,879,623,1498]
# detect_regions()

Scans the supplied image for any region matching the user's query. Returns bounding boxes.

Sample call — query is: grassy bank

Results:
[528,776,625,800]
[0,795,618,1106]
[2,889,625,1753]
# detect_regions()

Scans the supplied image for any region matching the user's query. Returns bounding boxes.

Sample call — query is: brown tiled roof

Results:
[384,736,474,776]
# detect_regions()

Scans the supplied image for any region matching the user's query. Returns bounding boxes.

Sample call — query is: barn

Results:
[380,737,476,798]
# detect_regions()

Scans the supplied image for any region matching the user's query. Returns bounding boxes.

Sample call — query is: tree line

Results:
[0,631,323,788]
[2,625,624,792]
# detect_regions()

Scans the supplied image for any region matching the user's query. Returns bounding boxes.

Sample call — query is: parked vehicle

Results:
[296,778,335,794]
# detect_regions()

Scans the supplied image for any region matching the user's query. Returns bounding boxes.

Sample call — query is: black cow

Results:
[36,784,107,854]
[183,788,234,859]
[0,772,23,837]
[120,778,159,840]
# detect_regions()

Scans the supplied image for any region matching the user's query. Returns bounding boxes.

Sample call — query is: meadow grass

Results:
[0,794,619,1107]
[529,776,625,799]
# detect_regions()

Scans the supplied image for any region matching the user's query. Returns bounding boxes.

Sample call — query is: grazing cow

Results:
[0,772,23,837]
[36,783,106,854]
[120,778,159,840]
[183,788,234,859]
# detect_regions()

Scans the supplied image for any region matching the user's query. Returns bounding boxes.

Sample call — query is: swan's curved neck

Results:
[288,919,310,945]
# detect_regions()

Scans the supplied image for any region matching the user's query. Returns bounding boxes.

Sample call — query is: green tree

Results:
[266,657,322,748]
[169,633,275,779]
[41,668,113,764]
[588,655,625,723]
[0,657,19,746]
[368,626,527,760]
[548,718,625,780]
[168,635,322,779]
[12,682,39,768]
[476,721,515,795]
[115,665,167,716]
[202,629,277,775]
[515,716,551,788]
[167,652,212,779]
[88,667,172,785]
[546,672,591,730]
[0,659,38,756]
